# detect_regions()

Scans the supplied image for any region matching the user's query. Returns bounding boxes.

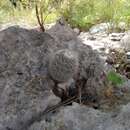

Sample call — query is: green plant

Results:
[107,71,125,86]
[59,0,97,30]
[0,0,60,26]
[1,0,130,31]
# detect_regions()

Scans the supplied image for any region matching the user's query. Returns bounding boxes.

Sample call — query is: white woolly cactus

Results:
[49,49,78,82]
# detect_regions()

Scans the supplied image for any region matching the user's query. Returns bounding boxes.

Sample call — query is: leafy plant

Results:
[107,71,125,86]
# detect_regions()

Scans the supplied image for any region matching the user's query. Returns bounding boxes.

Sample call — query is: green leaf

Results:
[107,71,124,86]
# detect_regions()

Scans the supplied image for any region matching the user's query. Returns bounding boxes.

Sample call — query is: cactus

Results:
[49,49,78,82]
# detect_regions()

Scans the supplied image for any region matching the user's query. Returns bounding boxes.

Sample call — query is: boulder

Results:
[0,26,61,129]
[118,22,126,31]
[0,23,104,129]
[73,28,80,35]
[120,33,130,51]
[28,102,130,130]
[89,23,114,34]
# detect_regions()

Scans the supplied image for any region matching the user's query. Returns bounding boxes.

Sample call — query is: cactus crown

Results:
[49,49,78,82]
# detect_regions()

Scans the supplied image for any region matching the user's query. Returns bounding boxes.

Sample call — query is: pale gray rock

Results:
[118,22,126,31]
[1,23,130,130]
[0,26,61,129]
[28,103,130,130]
[89,23,114,34]
[73,28,80,35]
[109,33,125,41]
[47,22,104,81]
[119,79,130,92]
[120,33,130,51]
[0,23,105,129]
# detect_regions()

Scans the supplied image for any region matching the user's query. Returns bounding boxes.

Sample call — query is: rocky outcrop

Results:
[0,26,61,130]
[0,23,105,129]
[47,22,105,100]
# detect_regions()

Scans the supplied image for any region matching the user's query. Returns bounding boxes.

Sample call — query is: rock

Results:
[53,78,77,99]
[126,52,130,62]
[89,23,114,34]
[28,102,130,130]
[109,33,124,41]
[47,22,104,80]
[28,103,108,130]
[88,35,96,40]
[120,79,130,92]
[110,37,121,42]
[46,22,78,45]
[0,23,34,31]
[45,23,56,30]
[2,91,60,130]
[0,48,9,73]
[114,103,130,130]
[118,22,126,31]
[89,22,126,35]
[106,55,115,65]
[0,23,105,129]
[73,28,80,35]
[1,23,130,130]
[120,33,130,51]
[0,26,61,129]
[47,23,105,101]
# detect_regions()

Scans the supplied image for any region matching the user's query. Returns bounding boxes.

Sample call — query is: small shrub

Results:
[106,71,125,86]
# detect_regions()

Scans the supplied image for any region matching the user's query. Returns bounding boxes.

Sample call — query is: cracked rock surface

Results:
[0,23,117,130]
[28,102,130,130]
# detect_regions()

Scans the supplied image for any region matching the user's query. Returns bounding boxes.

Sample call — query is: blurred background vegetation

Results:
[1,0,130,30]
